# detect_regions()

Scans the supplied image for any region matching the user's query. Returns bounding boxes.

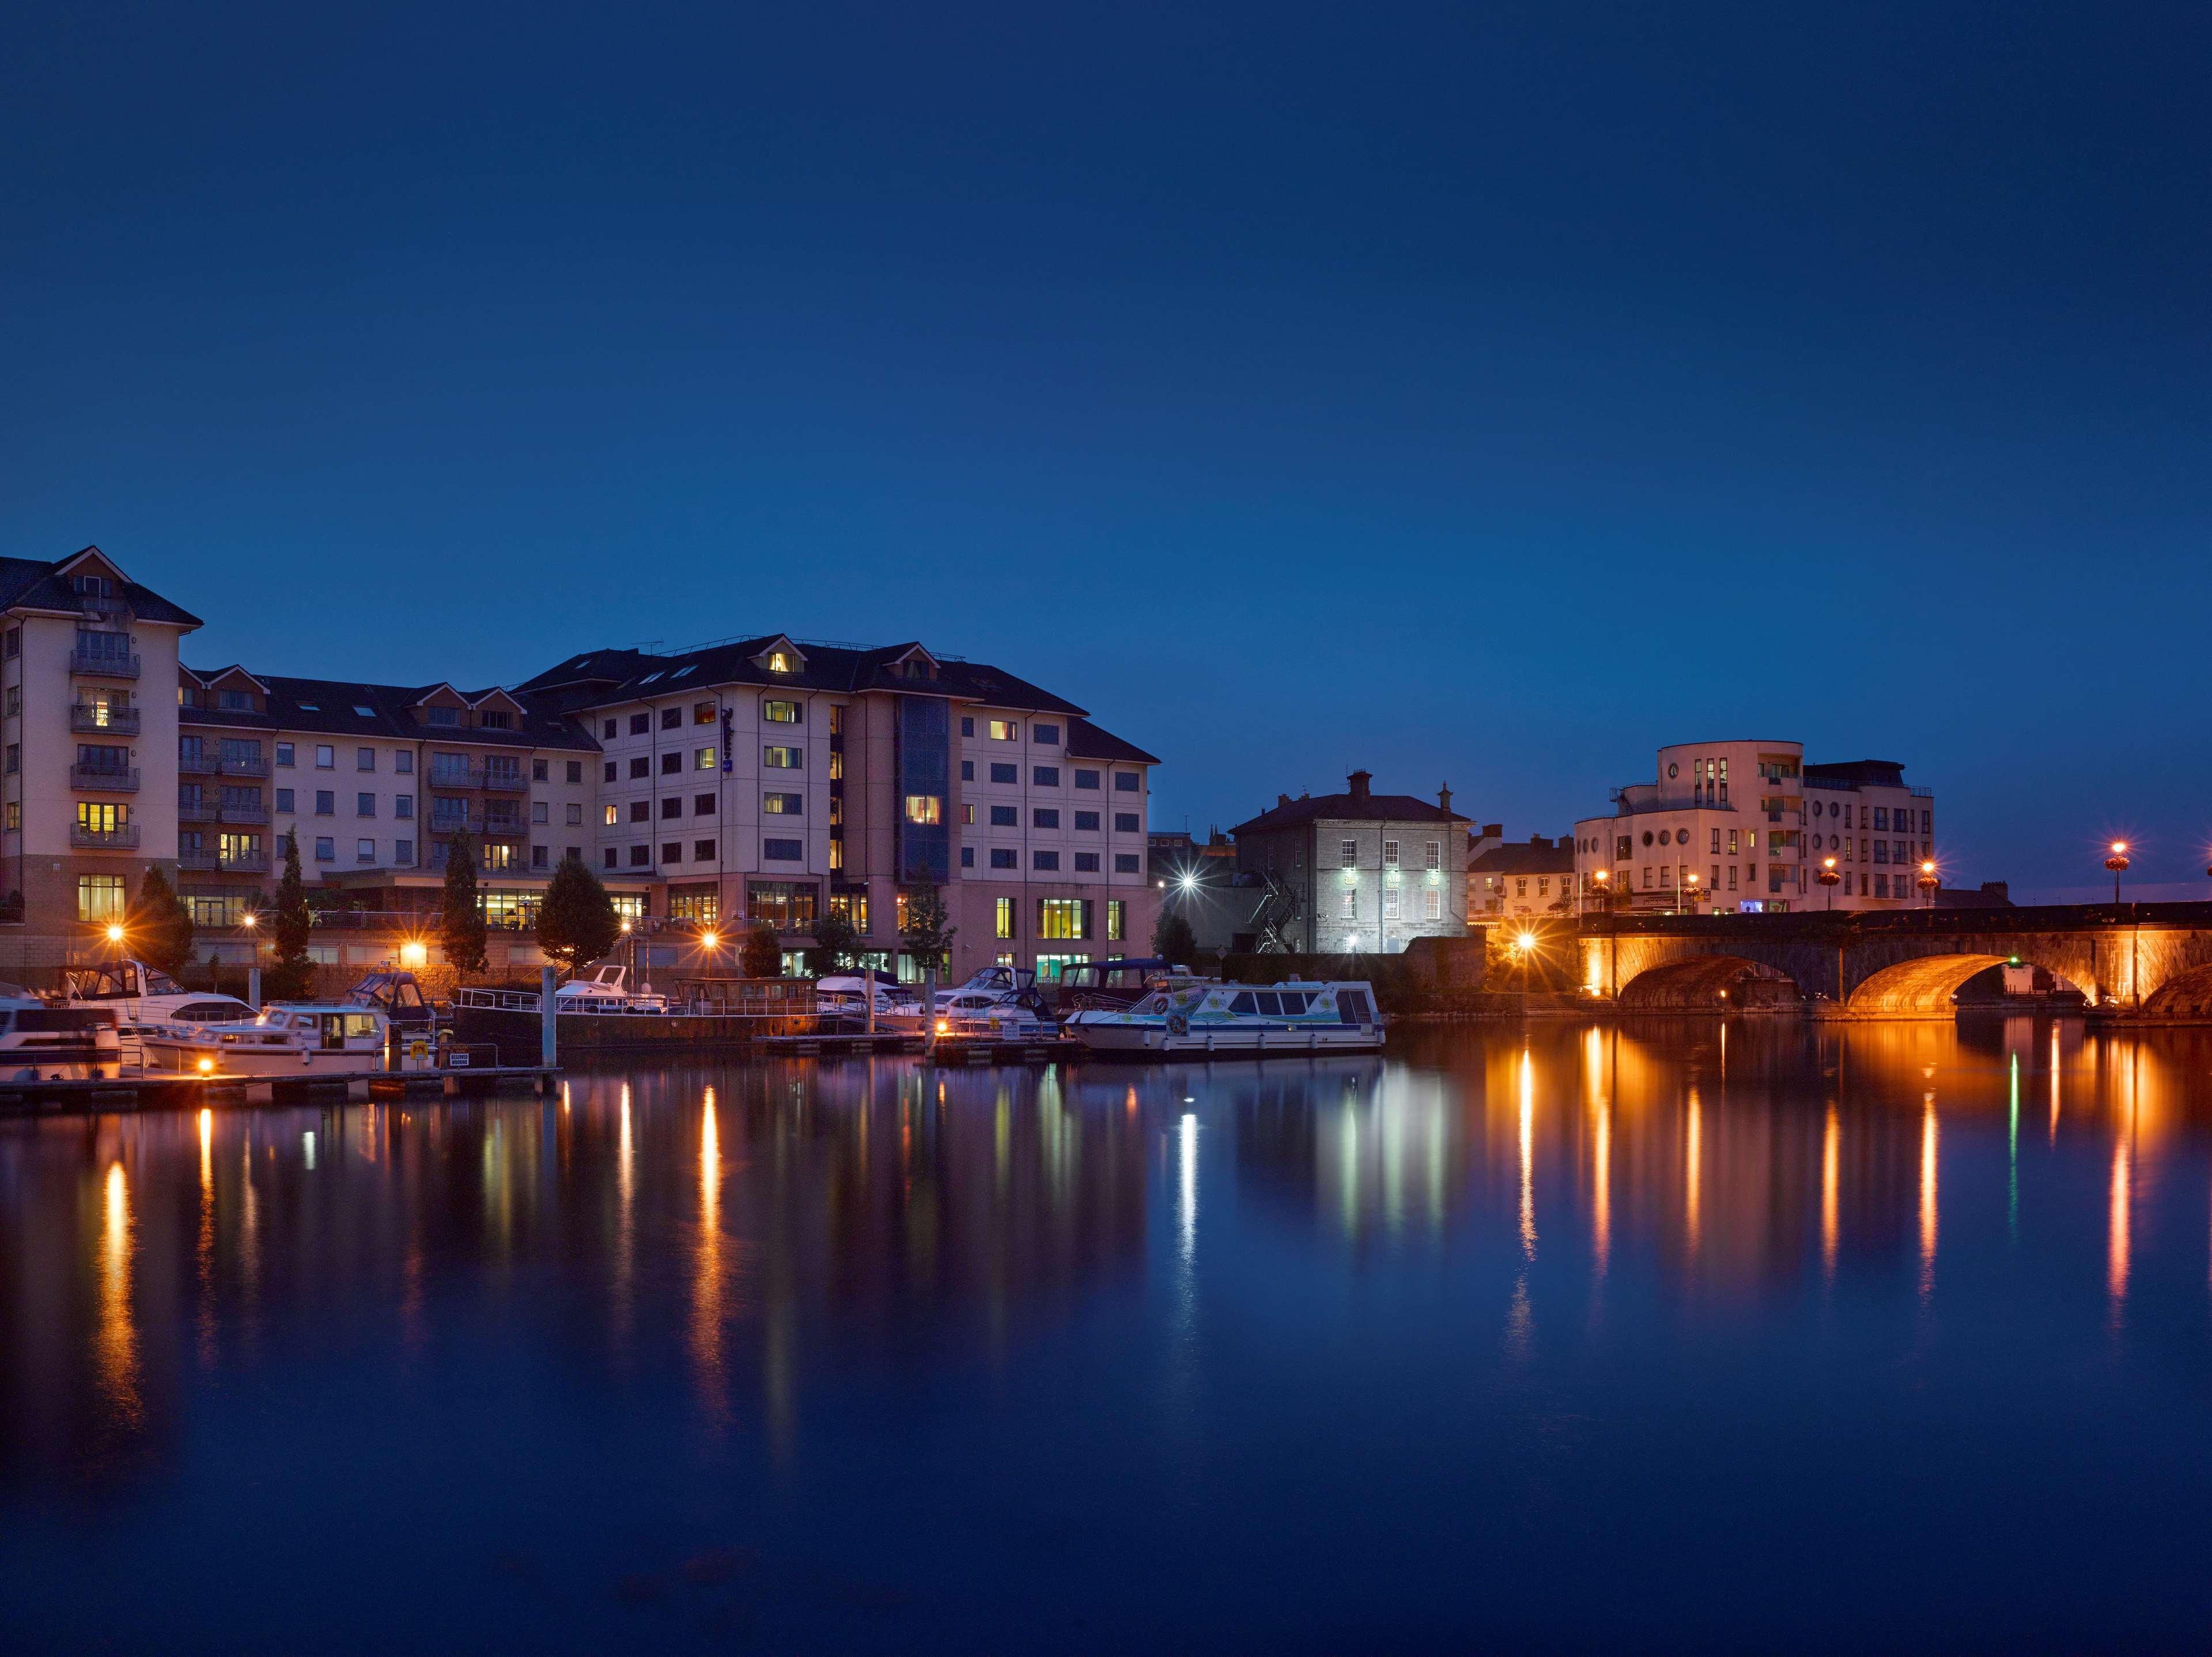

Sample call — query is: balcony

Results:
[178,750,217,775]
[218,754,271,778]
[482,769,529,794]
[70,704,141,735]
[220,802,271,825]
[70,765,140,793]
[69,644,140,679]
[178,850,271,875]
[179,799,218,822]
[428,765,482,790]
[482,816,528,839]
[70,823,141,851]
[428,816,475,837]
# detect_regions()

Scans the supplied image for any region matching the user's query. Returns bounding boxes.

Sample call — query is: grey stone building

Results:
[1229,771,1470,954]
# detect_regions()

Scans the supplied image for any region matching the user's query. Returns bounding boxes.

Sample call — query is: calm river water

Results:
[6,1020,2212,1652]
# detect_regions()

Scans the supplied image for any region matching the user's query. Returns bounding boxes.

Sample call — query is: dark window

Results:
[1114,813,1140,833]
[275,788,294,813]
[1114,854,1140,874]
[1033,851,1060,871]
[662,841,682,863]
[990,848,1018,869]
[661,798,682,820]
[629,714,649,735]
[604,761,618,783]
[629,757,649,779]
[1033,766,1059,787]
[1033,723,1060,745]
[960,760,974,782]
[961,716,975,737]
[763,838,803,862]
[532,758,549,782]
[661,707,680,730]
[1113,772,1139,792]
[629,844,650,866]
[566,761,583,784]
[695,794,716,814]
[356,793,375,816]
[1075,852,1100,873]
[1074,769,1100,789]
[1075,810,1099,831]
[1033,808,1059,829]
[314,836,335,861]
[990,806,1018,826]
[990,763,1018,784]
[602,719,617,739]
[629,801,650,823]
[315,791,334,816]
[603,848,618,869]
[660,752,680,775]
[694,840,716,861]
[961,847,975,867]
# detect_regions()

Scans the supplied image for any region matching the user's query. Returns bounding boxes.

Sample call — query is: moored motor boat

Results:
[816,974,927,1029]
[139,1003,391,1077]
[64,958,258,1065]
[1065,979,1383,1055]
[0,987,122,1080]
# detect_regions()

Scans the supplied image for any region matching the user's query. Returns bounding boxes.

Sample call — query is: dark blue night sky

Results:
[5,2,2206,891]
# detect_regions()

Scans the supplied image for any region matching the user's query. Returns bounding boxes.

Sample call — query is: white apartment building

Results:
[1229,772,1470,952]
[1573,740,1935,914]
[0,546,1163,984]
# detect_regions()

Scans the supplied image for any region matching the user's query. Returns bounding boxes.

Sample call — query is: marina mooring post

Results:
[248,965,261,1009]
[540,966,558,1070]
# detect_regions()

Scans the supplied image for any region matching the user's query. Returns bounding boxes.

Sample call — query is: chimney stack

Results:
[1347,769,1372,803]
[1438,783,1453,817]
[1276,792,1292,809]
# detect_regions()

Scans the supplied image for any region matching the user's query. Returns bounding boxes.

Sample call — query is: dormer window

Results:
[217,690,252,711]
[426,706,459,727]
[767,651,792,673]
[481,710,513,730]
[74,575,111,599]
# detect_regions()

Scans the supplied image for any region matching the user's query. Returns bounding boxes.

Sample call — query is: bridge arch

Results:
[2143,963,2212,1018]
[1617,954,1806,1012]
[1842,953,2092,1016]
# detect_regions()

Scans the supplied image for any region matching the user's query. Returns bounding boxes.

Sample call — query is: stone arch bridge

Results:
[1577,903,2212,1018]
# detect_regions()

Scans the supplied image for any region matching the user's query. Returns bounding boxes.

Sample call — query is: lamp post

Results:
[1818,855,1840,910]
[1917,859,1939,908]
[1684,870,1700,915]
[2105,841,2130,907]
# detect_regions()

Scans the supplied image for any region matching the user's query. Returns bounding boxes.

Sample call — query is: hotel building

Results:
[0,546,1159,983]
[1572,739,1935,914]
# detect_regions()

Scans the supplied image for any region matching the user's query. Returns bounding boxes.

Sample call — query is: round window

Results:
[1642,830,1654,847]
[1667,763,1678,779]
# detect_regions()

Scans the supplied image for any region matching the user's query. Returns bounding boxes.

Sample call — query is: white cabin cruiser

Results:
[139,1003,391,1077]
[554,964,668,1014]
[0,986,122,1080]
[1065,979,1383,1055]
[816,975,927,1029]
[65,959,258,1064]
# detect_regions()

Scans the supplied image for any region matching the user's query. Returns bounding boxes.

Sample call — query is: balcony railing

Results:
[69,646,140,679]
[219,803,271,825]
[178,751,217,775]
[179,850,271,874]
[70,704,141,735]
[218,754,271,778]
[179,799,218,822]
[429,817,475,837]
[483,769,529,793]
[70,765,140,792]
[482,817,528,837]
[70,823,141,851]
[428,765,481,790]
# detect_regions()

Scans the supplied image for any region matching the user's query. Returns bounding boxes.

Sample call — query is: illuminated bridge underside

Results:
[1578,903,2212,1021]
[1617,955,1801,1012]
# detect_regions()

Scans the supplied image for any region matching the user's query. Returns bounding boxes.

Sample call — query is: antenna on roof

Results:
[623,640,664,654]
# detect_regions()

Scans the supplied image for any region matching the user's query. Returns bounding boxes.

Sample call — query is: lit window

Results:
[1340,839,1358,867]
[905,795,941,825]
[988,720,1018,741]
[763,700,800,724]
[764,746,802,769]
[603,806,618,825]
[695,748,716,771]
[995,897,1015,939]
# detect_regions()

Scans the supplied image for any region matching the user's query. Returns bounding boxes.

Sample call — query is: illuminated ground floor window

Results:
[482,889,542,930]
[667,884,719,926]
[610,893,647,923]
[183,892,243,927]
[1106,900,1125,942]
[829,889,869,934]
[748,880,817,930]
[77,874,126,923]
[1037,898,1091,941]
[995,897,1015,939]
[1035,953,1090,982]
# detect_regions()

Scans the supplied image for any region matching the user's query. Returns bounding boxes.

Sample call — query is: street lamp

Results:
[1590,866,1611,916]
[2105,841,2131,907]
[1917,859,1939,908]
[1682,870,1700,914]
[1817,855,1840,910]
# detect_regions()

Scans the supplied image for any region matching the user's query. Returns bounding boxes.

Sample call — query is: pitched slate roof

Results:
[1470,837,1575,875]
[1232,791,1467,835]
[1065,717,1158,766]
[0,548,203,628]
[182,670,598,750]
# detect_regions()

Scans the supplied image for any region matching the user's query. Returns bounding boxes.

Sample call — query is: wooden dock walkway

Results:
[0,1065,560,1117]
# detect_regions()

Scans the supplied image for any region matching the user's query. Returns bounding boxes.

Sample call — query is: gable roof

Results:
[182,669,597,749]
[0,546,202,629]
[1470,837,1575,875]
[1231,790,1468,835]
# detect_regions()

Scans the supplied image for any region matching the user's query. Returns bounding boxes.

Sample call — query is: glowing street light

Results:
[1817,855,1840,910]
[1918,859,1939,907]
[1683,870,1700,914]
[104,922,124,945]
[699,930,720,953]
[2105,840,2131,907]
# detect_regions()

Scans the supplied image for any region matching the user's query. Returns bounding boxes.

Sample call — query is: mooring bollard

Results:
[540,965,557,1072]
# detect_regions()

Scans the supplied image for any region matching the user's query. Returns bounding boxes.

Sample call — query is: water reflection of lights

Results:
[1821,1105,1839,1278]
[196,1109,216,1365]
[97,1160,142,1428]
[2109,1138,2130,1320]
[1918,1096,1938,1298]
[1517,1049,1536,1261]
[693,1090,728,1421]
[1178,1111,1198,1263]
[1684,1089,1701,1256]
